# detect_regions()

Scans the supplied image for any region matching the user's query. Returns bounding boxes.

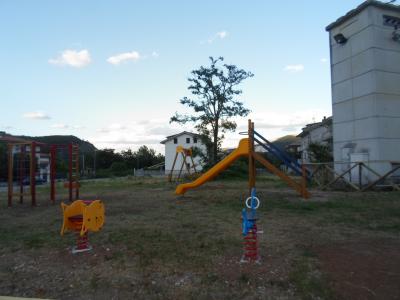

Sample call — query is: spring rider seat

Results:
[60,200,105,254]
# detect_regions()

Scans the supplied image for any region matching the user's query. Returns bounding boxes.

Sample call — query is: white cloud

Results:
[216,31,228,39]
[109,123,127,130]
[23,111,51,120]
[107,51,141,65]
[284,64,305,73]
[147,125,179,136]
[97,128,109,133]
[151,51,159,58]
[94,137,161,145]
[97,123,127,133]
[90,118,193,152]
[49,49,91,68]
[89,109,331,153]
[320,58,328,63]
[202,30,229,44]
[72,125,85,130]
[51,123,69,129]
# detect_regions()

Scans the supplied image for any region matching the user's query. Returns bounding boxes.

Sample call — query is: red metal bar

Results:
[30,142,36,206]
[74,144,79,199]
[7,144,13,207]
[50,145,56,204]
[19,145,25,204]
[68,143,73,202]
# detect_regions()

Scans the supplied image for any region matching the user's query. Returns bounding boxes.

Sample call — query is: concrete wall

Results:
[164,133,206,174]
[328,5,400,178]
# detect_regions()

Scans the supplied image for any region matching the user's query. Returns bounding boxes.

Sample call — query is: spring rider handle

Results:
[242,188,259,236]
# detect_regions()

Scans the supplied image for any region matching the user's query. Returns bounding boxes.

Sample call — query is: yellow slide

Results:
[175,139,249,195]
[175,137,310,198]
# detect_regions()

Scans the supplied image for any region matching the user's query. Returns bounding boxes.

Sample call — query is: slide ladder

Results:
[253,130,310,179]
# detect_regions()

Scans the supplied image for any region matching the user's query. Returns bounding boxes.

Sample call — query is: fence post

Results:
[301,164,307,199]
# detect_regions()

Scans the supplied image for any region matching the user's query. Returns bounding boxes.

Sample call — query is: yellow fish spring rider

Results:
[60,200,105,254]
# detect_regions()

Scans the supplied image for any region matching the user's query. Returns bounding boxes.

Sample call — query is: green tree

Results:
[170,56,253,165]
[110,161,128,176]
[121,149,137,169]
[96,149,122,169]
[308,142,333,163]
[136,145,162,168]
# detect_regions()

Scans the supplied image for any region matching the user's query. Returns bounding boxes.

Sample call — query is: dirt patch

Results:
[317,238,400,300]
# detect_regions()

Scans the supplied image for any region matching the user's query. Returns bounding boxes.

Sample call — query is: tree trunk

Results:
[213,121,219,165]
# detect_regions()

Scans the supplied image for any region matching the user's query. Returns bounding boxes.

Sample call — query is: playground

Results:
[0,177,399,299]
[2,1,400,299]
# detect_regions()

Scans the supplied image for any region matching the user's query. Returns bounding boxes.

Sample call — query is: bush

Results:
[308,143,333,163]
[94,168,113,178]
[110,162,131,177]
[95,163,132,178]
[216,157,248,179]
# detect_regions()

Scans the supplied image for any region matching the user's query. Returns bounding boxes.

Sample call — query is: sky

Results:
[0,0,364,153]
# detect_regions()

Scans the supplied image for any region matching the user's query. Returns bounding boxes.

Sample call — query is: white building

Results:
[326,0,400,179]
[160,131,207,175]
[297,117,333,163]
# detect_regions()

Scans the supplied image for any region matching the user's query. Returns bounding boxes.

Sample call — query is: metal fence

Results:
[134,168,165,177]
[304,161,400,191]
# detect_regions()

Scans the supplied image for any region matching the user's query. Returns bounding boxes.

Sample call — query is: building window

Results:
[173,138,178,144]
[186,137,190,143]
[193,137,198,143]
[383,15,400,28]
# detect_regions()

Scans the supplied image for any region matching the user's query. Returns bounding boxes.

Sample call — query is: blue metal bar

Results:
[253,130,311,179]
[254,137,303,176]
[253,131,302,168]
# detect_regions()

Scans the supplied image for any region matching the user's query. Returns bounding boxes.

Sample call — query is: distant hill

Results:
[272,135,300,150]
[11,134,96,154]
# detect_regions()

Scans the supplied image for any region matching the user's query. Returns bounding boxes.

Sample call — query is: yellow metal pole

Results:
[248,119,256,194]
[190,155,197,173]
[177,152,186,181]
[168,152,179,182]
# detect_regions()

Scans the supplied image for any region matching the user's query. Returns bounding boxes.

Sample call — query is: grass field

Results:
[0,176,399,299]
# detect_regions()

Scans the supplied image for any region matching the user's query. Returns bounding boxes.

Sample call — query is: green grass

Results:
[262,192,400,232]
[0,177,399,299]
[289,255,334,300]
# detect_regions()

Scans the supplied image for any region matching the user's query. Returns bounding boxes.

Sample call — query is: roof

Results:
[0,132,46,145]
[326,0,400,31]
[297,117,332,138]
[160,131,201,144]
[0,135,31,143]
